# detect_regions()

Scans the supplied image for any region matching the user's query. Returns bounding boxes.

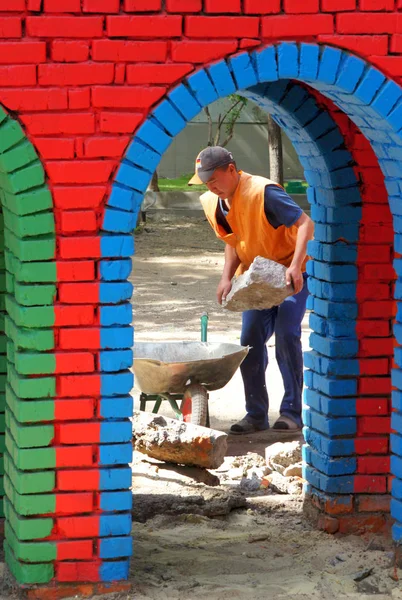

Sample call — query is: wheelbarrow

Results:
[134,314,249,426]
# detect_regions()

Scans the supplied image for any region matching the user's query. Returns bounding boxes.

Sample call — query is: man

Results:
[189,146,314,434]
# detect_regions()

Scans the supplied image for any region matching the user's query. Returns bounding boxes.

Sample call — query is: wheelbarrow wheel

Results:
[181,384,208,427]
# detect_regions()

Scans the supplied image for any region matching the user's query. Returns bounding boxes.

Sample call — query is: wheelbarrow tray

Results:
[133,341,249,394]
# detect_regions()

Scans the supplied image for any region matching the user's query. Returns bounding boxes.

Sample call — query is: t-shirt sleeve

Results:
[264,184,303,229]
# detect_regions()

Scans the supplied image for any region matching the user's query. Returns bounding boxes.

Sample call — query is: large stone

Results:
[223,256,293,312]
[133,411,228,469]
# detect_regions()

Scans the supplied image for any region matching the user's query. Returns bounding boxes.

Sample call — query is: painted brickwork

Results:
[0,0,401,591]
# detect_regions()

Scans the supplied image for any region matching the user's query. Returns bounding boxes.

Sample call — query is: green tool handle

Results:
[201,312,208,342]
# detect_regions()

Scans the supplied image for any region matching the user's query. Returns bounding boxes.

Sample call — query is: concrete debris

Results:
[133,411,227,469]
[265,441,302,473]
[223,256,293,312]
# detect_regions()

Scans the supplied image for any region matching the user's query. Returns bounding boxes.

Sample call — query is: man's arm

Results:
[217,244,241,304]
[286,212,314,294]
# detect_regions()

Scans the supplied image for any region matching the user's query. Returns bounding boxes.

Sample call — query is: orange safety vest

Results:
[200,171,307,276]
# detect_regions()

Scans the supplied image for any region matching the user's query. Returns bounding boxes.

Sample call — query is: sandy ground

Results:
[130,214,401,600]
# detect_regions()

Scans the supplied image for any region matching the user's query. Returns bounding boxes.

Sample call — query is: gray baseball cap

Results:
[188,146,235,185]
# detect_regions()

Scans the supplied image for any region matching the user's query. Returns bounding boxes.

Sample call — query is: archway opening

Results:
[105,43,402,541]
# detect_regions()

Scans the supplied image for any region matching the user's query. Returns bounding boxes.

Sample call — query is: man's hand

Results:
[217,277,233,305]
[286,265,303,295]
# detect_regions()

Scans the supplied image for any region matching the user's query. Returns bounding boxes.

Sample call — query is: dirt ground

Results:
[130,214,401,600]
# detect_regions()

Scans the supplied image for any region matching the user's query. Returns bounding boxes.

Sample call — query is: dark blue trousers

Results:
[240,274,308,428]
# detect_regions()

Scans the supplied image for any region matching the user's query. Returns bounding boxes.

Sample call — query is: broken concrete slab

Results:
[223,256,293,312]
[133,411,228,469]
[265,441,302,474]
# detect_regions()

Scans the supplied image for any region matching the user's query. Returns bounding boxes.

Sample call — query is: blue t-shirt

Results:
[216,184,303,233]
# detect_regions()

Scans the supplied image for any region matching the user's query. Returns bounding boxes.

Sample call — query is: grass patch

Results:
[158,175,308,193]
[158,174,206,192]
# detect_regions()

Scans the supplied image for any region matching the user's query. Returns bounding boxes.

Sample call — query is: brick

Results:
[124,0,161,9]
[358,495,391,512]
[55,305,95,327]
[357,416,391,435]
[263,14,334,36]
[239,38,260,48]
[69,88,90,109]
[356,397,389,415]
[356,321,390,338]
[204,0,241,12]
[60,211,97,233]
[107,15,182,37]
[57,260,95,281]
[358,456,390,474]
[27,0,41,8]
[360,0,394,9]
[92,40,167,62]
[359,338,394,357]
[166,0,201,10]
[361,264,395,281]
[359,360,390,377]
[51,40,89,62]
[114,63,125,84]
[317,515,339,534]
[35,138,75,159]
[44,0,81,10]
[0,17,21,37]
[185,16,258,38]
[0,66,36,86]
[360,300,395,319]
[391,34,402,52]
[171,40,238,63]
[59,329,100,351]
[370,55,402,76]
[26,16,103,37]
[355,437,389,454]
[336,12,398,33]
[83,0,120,11]
[338,514,388,534]
[46,160,115,184]
[0,0,25,9]
[127,63,193,84]
[84,137,129,158]
[0,88,67,111]
[357,283,390,301]
[284,0,319,12]
[99,112,143,133]
[21,113,95,135]
[244,0,280,12]
[58,374,101,397]
[0,42,45,64]
[92,86,165,108]
[38,63,114,85]
[319,34,388,55]
[58,236,100,259]
[53,186,105,209]
[354,475,387,494]
[322,0,356,8]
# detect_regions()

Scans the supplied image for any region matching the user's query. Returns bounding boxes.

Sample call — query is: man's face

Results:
[205,164,239,199]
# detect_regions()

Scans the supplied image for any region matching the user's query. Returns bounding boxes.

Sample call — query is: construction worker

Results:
[189,146,314,434]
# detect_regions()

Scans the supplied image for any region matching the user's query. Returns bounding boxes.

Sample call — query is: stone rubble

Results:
[223,256,293,312]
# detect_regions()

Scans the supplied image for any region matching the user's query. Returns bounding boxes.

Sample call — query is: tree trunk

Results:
[267,115,284,187]
[149,170,160,192]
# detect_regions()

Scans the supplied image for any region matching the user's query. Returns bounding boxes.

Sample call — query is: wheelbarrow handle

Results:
[201,312,208,343]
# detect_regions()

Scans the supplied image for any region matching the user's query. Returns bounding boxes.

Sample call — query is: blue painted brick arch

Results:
[108,43,402,539]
